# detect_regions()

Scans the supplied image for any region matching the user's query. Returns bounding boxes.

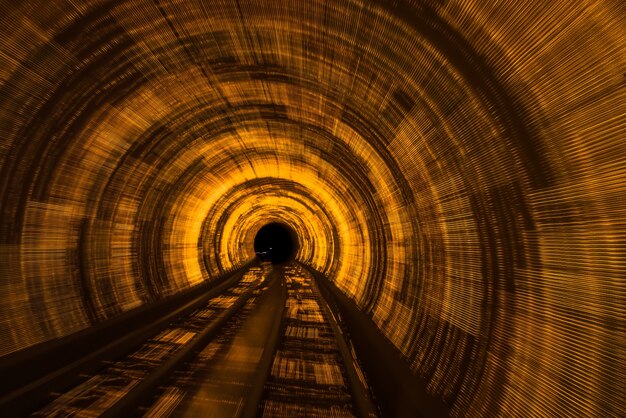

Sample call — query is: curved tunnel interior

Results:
[254,222,298,264]
[0,0,624,416]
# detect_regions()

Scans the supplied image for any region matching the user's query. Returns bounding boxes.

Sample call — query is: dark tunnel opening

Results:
[253,223,298,264]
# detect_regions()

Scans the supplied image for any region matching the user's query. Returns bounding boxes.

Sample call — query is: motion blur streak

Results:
[0,0,624,416]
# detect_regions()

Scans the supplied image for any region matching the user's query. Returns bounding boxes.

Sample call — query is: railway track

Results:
[257,264,378,418]
[5,263,379,417]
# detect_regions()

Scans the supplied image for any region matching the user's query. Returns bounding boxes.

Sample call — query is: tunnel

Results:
[0,0,624,417]
[254,223,298,264]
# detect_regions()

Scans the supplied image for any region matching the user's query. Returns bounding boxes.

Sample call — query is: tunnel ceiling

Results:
[0,0,625,416]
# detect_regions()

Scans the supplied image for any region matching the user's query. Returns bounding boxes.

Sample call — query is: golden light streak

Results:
[0,0,624,416]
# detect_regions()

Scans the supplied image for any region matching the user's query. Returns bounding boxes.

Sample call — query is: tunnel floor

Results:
[24,262,380,417]
[166,266,285,417]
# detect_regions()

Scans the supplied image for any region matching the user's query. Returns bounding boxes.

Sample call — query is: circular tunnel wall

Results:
[0,0,624,416]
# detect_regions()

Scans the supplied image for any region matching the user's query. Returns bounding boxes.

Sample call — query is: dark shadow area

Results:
[254,223,298,264]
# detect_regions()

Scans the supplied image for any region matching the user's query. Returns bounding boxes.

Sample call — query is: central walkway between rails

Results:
[162,265,285,417]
